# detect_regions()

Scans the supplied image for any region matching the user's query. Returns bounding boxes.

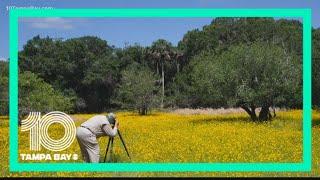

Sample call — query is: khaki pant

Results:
[76,127,100,163]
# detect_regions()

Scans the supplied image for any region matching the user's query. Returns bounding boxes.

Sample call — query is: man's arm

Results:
[102,122,118,137]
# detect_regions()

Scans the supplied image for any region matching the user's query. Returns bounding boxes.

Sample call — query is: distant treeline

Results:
[0,18,319,121]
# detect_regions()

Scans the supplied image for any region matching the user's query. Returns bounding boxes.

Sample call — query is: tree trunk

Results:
[242,104,274,122]
[241,105,257,121]
[258,105,271,121]
[161,61,164,108]
[176,60,180,73]
[142,108,146,115]
[273,106,276,118]
[140,106,147,115]
[249,105,257,121]
[156,61,159,75]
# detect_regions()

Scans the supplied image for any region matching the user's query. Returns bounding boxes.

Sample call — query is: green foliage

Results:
[82,55,121,112]
[313,28,320,108]
[146,39,182,80]
[18,71,73,116]
[0,61,9,115]
[178,18,302,59]
[179,42,301,120]
[118,44,146,66]
[0,76,9,115]
[19,35,117,112]
[189,50,226,108]
[4,18,312,115]
[145,39,185,108]
[113,64,160,115]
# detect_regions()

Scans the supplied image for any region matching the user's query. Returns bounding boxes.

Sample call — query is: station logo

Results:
[19,111,78,161]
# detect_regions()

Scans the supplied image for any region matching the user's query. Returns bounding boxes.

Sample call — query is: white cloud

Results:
[20,18,75,30]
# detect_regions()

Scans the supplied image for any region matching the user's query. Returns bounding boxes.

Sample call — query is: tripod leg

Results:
[103,137,111,163]
[110,137,114,162]
[118,130,131,159]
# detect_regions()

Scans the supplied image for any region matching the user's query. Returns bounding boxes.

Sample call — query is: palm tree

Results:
[146,39,176,108]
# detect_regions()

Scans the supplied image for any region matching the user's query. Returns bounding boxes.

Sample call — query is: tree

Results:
[184,42,301,121]
[178,18,302,59]
[19,36,116,112]
[313,28,320,108]
[113,64,160,115]
[0,61,9,115]
[119,44,146,65]
[16,18,308,114]
[82,54,121,112]
[145,39,180,108]
[178,28,213,59]
[19,71,73,117]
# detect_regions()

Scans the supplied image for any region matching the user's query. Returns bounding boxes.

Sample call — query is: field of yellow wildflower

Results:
[0,109,319,177]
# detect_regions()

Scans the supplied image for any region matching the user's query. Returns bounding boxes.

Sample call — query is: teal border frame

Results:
[9,9,312,172]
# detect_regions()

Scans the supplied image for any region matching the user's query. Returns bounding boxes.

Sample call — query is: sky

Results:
[0,0,319,60]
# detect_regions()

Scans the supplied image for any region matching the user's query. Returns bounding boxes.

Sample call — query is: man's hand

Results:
[115,121,119,129]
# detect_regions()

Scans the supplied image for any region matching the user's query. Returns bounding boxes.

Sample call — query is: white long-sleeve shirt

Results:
[80,115,117,138]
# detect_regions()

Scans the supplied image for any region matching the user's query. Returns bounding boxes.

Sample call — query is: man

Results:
[76,113,119,163]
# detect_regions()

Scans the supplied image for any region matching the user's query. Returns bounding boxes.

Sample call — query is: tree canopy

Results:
[0,18,318,120]
[180,42,301,121]
[113,63,160,115]
[18,71,73,116]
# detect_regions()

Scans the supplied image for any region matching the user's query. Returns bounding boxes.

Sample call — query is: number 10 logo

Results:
[20,111,76,151]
